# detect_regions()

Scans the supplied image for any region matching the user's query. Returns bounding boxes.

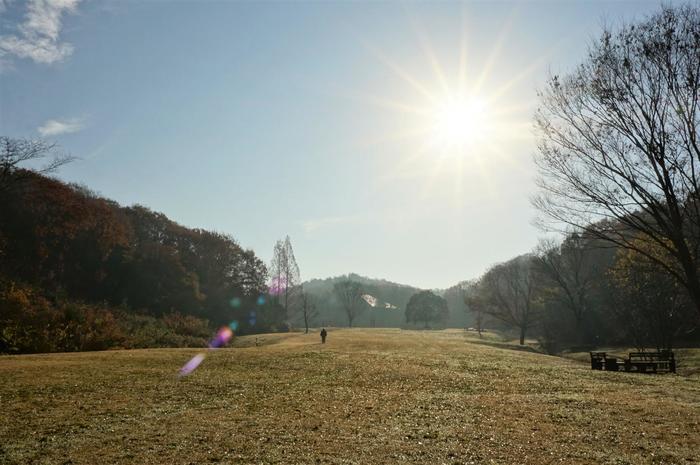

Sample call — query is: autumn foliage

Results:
[0,170,283,353]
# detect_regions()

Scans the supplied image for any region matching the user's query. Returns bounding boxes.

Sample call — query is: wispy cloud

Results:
[0,0,81,66]
[302,215,362,233]
[38,117,84,136]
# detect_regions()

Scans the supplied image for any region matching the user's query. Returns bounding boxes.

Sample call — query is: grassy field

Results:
[1,329,699,465]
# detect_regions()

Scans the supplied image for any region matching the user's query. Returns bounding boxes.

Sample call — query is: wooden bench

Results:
[590,351,606,370]
[589,352,622,371]
[624,351,676,373]
[589,350,676,373]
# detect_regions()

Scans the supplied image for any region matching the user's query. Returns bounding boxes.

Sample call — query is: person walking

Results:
[320,328,327,344]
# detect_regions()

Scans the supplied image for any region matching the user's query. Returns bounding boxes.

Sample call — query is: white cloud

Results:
[38,117,84,136]
[0,0,81,66]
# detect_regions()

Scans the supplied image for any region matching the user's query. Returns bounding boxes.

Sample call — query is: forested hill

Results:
[0,170,476,353]
[302,273,473,328]
[0,170,287,353]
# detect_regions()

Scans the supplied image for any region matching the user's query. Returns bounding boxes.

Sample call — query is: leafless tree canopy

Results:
[333,280,365,328]
[269,236,301,322]
[534,235,600,326]
[300,289,319,334]
[0,136,75,189]
[463,281,485,338]
[533,5,700,312]
[473,255,540,345]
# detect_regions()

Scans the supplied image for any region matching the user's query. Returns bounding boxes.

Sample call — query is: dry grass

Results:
[1,329,699,465]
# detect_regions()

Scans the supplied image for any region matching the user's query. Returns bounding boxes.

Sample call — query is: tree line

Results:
[466,5,700,352]
[2,4,697,354]
[0,146,292,353]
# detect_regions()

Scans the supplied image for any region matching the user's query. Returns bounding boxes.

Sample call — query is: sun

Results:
[349,8,542,204]
[430,96,490,154]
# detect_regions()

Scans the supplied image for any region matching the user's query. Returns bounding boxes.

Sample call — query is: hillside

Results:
[0,170,480,355]
[0,170,283,353]
[302,274,474,328]
[2,329,698,464]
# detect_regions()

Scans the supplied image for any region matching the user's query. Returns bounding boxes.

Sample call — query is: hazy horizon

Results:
[0,0,677,288]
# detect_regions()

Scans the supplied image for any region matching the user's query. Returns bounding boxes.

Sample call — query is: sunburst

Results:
[345,7,552,205]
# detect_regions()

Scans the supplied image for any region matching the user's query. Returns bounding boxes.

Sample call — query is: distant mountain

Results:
[302,273,475,328]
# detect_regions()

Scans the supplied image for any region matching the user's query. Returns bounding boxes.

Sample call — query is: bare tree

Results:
[269,240,284,297]
[533,5,700,315]
[269,236,300,322]
[300,289,319,334]
[0,136,75,190]
[534,235,599,333]
[475,255,540,345]
[281,236,300,321]
[463,281,484,338]
[333,279,365,327]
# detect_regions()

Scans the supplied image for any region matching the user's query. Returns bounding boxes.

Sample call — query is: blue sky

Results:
[0,0,672,288]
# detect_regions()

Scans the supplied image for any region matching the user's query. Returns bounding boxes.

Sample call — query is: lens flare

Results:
[178,353,205,377]
[210,326,233,348]
[178,326,235,377]
[268,277,287,296]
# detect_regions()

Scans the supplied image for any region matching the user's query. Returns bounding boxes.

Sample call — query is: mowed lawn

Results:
[1,330,699,465]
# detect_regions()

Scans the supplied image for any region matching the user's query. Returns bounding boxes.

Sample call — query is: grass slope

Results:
[1,329,699,465]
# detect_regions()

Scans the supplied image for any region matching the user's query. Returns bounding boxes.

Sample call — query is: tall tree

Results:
[474,255,541,345]
[333,279,365,327]
[533,5,700,315]
[299,289,319,334]
[463,281,484,338]
[269,240,284,300]
[533,235,607,344]
[405,290,448,329]
[269,236,300,322]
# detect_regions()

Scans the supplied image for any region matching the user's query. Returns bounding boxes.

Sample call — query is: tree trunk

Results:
[681,261,700,318]
[573,317,585,347]
[304,310,308,334]
[519,326,526,345]
[674,239,700,318]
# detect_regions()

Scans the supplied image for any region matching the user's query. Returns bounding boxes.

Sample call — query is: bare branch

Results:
[532,5,700,314]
